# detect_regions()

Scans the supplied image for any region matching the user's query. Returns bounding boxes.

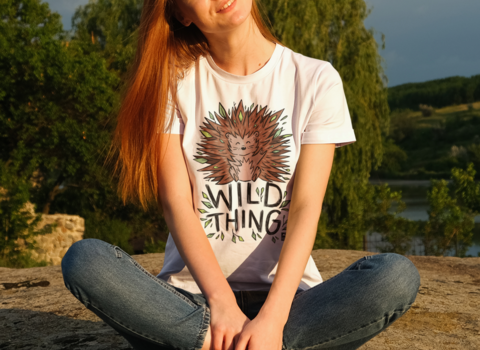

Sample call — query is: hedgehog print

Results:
[194,100,292,185]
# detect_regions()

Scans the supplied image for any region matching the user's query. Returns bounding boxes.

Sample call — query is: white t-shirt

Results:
[157,44,356,294]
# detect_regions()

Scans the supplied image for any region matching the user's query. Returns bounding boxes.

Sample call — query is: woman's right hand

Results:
[207,296,250,350]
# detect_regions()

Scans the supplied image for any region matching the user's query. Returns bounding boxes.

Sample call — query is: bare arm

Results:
[157,134,249,350]
[236,143,336,350]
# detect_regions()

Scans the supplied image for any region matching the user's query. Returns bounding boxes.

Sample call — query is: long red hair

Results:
[113,0,280,210]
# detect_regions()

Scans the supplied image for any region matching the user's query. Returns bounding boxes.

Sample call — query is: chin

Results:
[204,0,253,33]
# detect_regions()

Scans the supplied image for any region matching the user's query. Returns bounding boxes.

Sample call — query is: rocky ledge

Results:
[1,250,479,349]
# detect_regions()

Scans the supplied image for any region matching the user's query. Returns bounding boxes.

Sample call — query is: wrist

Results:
[205,289,236,308]
[257,301,290,326]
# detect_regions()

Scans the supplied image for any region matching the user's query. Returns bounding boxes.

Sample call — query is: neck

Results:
[203,16,276,76]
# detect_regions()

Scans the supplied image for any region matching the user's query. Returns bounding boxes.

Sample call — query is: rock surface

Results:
[1,249,479,349]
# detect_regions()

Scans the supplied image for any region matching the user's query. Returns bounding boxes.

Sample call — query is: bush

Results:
[143,238,167,254]
[419,104,435,117]
[0,161,53,267]
[83,211,134,254]
[390,111,416,142]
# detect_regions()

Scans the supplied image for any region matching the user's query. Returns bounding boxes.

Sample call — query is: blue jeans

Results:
[61,239,420,350]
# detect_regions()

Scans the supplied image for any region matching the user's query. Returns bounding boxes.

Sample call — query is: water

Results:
[368,180,480,257]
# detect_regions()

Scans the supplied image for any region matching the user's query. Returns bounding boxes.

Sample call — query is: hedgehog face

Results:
[226,132,259,156]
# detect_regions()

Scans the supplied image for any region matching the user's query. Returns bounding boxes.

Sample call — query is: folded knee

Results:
[372,253,421,306]
[61,239,110,288]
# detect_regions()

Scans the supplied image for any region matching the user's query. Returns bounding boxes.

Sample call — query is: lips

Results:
[217,0,236,13]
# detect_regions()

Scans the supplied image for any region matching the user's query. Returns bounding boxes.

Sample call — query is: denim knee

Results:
[372,253,421,307]
[61,238,109,290]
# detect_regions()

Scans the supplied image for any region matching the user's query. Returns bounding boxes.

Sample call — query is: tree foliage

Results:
[261,0,389,247]
[388,75,480,111]
[71,0,142,75]
[0,160,52,267]
[0,0,142,256]
[29,0,391,250]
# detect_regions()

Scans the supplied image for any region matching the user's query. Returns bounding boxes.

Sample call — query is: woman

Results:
[61,0,420,349]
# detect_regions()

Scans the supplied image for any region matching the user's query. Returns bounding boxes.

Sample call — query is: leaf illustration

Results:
[250,103,254,109]
[252,231,256,240]
[204,219,212,228]
[286,169,290,172]
[206,233,215,238]
[239,111,243,121]
[219,103,227,118]
[281,115,288,121]
[202,192,209,199]
[256,188,259,196]
[195,158,208,164]
[273,150,279,153]
[201,130,212,138]
[272,237,276,243]
[274,128,283,138]
[221,232,225,241]
[282,134,292,138]
[281,208,289,212]
[261,188,265,195]
[257,233,262,239]
[220,139,224,143]
[209,112,215,120]
[198,209,208,214]
[228,108,230,116]
[202,201,213,209]
[216,235,220,239]
[280,200,291,208]
[283,177,290,181]
[197,151,203,155]
[271,115,277,121]
[238,236,244,242]
[232,235,236,243]
[200,218,207,221]
[284,191,287,198]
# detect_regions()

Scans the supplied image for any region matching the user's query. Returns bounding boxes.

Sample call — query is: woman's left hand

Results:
[234,312,284,350]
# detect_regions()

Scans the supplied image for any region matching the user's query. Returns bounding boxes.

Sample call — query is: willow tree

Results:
[71,0,142,75]
[261,0,389,248]
[73,0,389,249]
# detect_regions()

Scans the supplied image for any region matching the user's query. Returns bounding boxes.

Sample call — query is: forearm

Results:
[162,197,235,305]
[259,205,321,324]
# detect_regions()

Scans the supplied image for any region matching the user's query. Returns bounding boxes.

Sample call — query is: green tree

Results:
[262,0,389,248]
[70,0,390,250]
[0,0,143,256]
[423,179,474,257]
[451,163,480,213]
[71,0,142,75]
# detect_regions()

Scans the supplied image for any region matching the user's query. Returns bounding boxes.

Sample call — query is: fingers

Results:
[235,334,249,350]
[224,332,235,350]
[212,331,223,350]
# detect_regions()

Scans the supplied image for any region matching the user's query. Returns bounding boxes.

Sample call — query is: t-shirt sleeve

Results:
[301,63,356,147]
[164,108,185,135]
[157,99,185,135]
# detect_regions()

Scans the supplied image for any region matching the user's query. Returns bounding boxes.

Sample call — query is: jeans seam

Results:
[127,256,199,309]
[193,304,211,350]
[111,243,198,309]
[87,302,168,346]
[291,304,413,350]
[294,256,371,302]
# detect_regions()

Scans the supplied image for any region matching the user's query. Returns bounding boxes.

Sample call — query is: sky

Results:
[46,0,480,87]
